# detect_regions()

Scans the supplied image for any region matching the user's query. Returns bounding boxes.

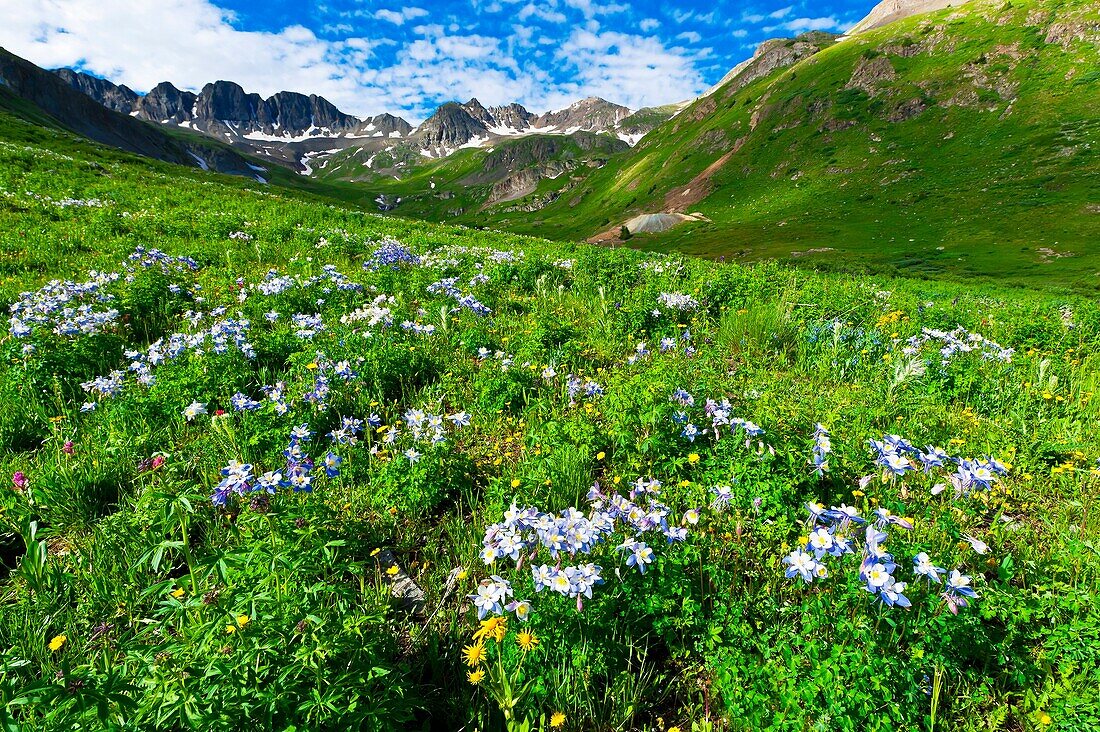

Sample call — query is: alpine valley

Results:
[1,0,1098,285]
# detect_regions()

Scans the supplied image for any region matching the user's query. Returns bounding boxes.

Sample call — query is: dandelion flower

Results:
[516,630,539,651]
[48,634,67,652]
[462,642,487,667]
[225,625,237,634]
[386,566,400,576]
[550,712,566,728]
[467,668,485,685]
[236,615,250,628]
[170,587,185,599]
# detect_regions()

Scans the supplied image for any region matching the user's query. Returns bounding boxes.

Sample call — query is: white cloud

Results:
[676,31,702,43]
[0,0,710,122]
[766,16,845,33]
[551,29,706,110]
[374,7,430,25]
[639,18,661,32]
[563,0,629,18]
[517,3,568,23]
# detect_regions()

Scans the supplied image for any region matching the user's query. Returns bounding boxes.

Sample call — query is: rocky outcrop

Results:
[138,82,197,124]
[847,55,898,96]
[414,103,489,151]
[535,97,631,132]
[487,168,544,204]
[53,68,138,114]
[704,33,836,101]
[847,0,971,35]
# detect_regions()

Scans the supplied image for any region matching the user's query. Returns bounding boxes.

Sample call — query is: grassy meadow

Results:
[1,105,1099,731]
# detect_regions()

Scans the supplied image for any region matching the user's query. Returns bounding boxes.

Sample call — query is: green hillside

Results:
[313,131,629,220]
[392,0,1100,290]
[2,72,1100,731]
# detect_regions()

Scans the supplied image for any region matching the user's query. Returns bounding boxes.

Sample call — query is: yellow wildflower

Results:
[467,669,485,685]
[236,615,250,628]
[516,631,539,652]
[170,587,185,599]
[386,566,400,576]
[462,642,487,667]
[550,712,566,728]
[48,634,67,652]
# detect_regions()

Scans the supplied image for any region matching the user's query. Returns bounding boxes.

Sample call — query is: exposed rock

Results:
[705,34,834,101]
[414,102,489,150]
[194,80,263,124]
[847,0,972,35]
[889,97,929,122]
[0,48,257,177]
[488,102,537,131]
[1045,19,1100,48]
[376,550,426,614]
[53,68,139,114]
[138,82,197,124]
[354,113,413,138]
[847,55,898,96]
[535,97,631,132]
[487,168,544,204]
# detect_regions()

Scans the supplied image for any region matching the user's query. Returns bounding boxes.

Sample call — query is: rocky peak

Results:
[488,103,536,131]
[461,98,495,126]
[52,68,139,114]
[704,32,837,99]
[535,97,631,132]
[847,0,972,35]
[194,80,263,124]
[415,102,489,149]
[138,82,197,124]
[354,113,413,137]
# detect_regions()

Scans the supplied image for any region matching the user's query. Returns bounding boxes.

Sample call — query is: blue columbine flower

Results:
[913,553,946,583]
[783,549,818,584]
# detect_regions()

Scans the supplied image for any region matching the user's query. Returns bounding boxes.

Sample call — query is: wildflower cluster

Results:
[565,375,604,405]
[900,327,1013,364]
[627,328,696,365]
[363,238,420,270]
[865,434,1007,496]
[786,503,979,613]
[426,277,492,316]
[476,478,696,615]
[656,292,699,312]
[670,391,763,445]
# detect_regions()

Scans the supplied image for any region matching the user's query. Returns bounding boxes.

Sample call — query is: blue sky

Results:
[1,0,872,122]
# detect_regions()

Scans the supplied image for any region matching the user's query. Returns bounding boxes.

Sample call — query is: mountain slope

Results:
[471,0,1099,289]
[0,48,268,178]
[52,69,414,170]
[313,131,629,217]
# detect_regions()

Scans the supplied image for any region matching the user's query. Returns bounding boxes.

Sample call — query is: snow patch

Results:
[187,152,210,171]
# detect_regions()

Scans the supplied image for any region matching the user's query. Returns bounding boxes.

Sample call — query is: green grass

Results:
[1,61,1099,732]
[365,0,1100,292]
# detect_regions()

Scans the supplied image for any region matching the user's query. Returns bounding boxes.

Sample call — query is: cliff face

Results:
[847,0,972,34]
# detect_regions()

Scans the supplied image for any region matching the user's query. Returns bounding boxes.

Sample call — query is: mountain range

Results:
[49,67,653,173]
